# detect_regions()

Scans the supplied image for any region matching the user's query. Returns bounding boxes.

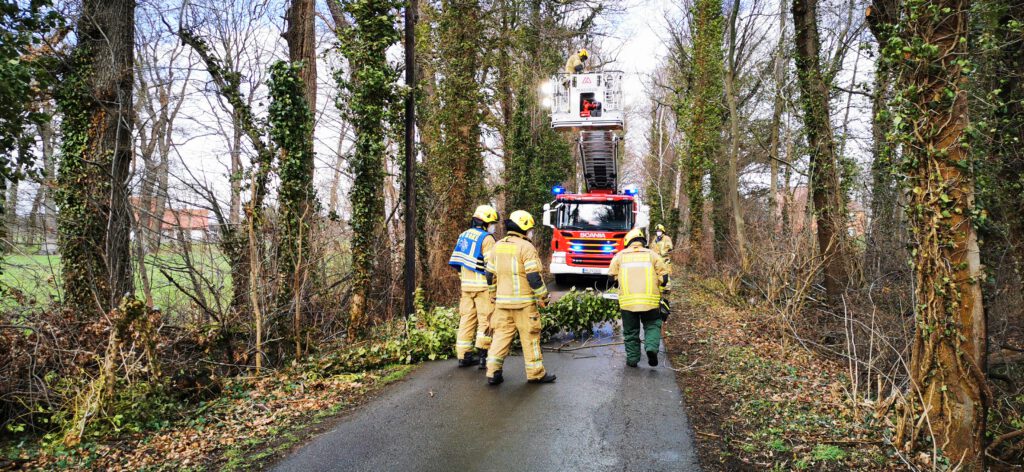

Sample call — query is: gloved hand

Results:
[537,294,551,308]
[659,298,671,321]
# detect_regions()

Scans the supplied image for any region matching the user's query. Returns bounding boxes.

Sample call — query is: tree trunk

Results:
[897,0,987,467]
[56,0,135,316]
[229,125,243,225]
[864,0,904,281]
[337,1,398,338]
[284,0,317,118]
[423,0,485,301]
[686,0,726,268]
[791,0,848,301]
[4,171,18,246]
[724,0,748,271]
[281,0,318,357]
[768,0,787,236]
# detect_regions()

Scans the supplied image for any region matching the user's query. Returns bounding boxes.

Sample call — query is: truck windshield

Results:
[556,201,633,231]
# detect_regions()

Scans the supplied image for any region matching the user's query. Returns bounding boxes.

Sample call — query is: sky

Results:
[12,0,876,220]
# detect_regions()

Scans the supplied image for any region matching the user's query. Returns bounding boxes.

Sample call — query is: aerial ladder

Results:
[542,69,648,281]
[549,71,626,192]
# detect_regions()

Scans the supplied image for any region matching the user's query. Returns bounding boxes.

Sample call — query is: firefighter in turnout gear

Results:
[564,48,590,74]
[608,228,671,368]
[449,205,499,368]
[651,223,674,269]
[484,210,557,385]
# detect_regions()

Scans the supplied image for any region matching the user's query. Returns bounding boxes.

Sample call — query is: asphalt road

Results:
[272,280,700,472]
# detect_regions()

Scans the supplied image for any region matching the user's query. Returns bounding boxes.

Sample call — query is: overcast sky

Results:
[14,0,875,217]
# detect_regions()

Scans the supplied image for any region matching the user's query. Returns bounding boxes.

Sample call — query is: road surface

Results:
[272,280,700,472]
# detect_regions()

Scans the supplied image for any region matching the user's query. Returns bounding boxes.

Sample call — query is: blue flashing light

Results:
[602,245,616,253]
[622,186,638,196]
[570,244,585,252]
[552,185,566,195]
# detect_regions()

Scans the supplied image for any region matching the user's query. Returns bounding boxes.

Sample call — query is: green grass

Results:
[1,245,233,314]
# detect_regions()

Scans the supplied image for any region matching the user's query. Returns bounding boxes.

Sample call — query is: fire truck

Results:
[541,70,648,285]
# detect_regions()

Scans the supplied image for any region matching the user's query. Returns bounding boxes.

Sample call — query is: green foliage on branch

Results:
[0,1,60,180]
[313,289,459,373]
[540,288,620,339]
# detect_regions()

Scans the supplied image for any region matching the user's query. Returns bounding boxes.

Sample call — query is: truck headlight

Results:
[551,251,566,265]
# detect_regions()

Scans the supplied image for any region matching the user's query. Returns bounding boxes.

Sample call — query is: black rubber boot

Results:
[458,353,477,368]
[477,350,487,370]
[647,351,659,367]
[527,373,557,384]
[487,370,504,386]
[626,361,638,368]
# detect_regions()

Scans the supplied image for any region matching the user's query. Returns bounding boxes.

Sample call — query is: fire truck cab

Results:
[543,189,647,284]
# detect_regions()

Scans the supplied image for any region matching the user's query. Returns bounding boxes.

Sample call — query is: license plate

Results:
[581,268,601,275]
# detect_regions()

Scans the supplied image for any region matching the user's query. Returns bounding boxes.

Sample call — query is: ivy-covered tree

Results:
[280,0,318,336]
[55,0,135,316]
[424,0,486,296]
[886,0,987,467]
[972,0,1024,313]
[505,93,573,229]
[681,0,725,266]
[791,0,849,301]
[336,0,401,336]
[864,0,906,284]
[268,61,315,356]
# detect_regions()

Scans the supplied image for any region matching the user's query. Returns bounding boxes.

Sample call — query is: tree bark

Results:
[724,0,748,271]
[282,0,318,357]
[864,0,905,281]
[768,0,787,236]
[284,0,317,118]
[791,0,848,301]
[897,0,987,467]
[57,0,135,315]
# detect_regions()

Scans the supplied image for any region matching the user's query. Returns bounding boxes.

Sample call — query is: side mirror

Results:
[542,203,553,228]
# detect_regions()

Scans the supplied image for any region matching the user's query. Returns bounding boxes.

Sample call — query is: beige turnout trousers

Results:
[485,305,546,381]
[456,290,493,359]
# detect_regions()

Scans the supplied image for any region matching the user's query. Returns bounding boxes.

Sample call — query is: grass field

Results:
[1,245,233,313]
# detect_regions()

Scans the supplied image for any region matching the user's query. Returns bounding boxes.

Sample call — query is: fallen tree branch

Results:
[543,341,624,352]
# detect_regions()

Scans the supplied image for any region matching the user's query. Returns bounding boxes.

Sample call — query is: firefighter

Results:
[484,210,557,385]
[448,205,499,368]
[651,223,674,266]
[608,228,671,367]
[564,48,590,74]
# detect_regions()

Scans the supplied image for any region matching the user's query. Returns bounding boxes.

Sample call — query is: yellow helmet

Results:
[578,48,589,59]
[655,224,666,232]
[507,210,536,232]
[624,228,646,246]
[473,204,499,224]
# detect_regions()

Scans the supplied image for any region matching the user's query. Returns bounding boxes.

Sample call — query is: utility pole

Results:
[403,0,417,316]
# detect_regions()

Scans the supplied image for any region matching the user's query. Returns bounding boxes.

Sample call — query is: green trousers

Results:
[622,309,663,364]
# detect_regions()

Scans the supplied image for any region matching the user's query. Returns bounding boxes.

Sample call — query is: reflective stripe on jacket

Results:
[460,234,495,292]
[449,227,489,274]
[608,243,670,312]
[486,234,548,308]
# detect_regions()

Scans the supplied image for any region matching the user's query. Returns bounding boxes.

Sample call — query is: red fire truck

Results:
[541,71,648,284]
